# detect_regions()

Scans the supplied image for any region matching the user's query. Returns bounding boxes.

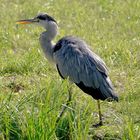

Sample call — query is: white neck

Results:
[39,22,58,63]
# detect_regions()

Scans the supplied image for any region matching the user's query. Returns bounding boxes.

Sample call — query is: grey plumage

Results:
[17,13,118,126]
[17,13,118,101]
[53,36,118,101]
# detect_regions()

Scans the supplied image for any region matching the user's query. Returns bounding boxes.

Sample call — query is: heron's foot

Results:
[92,121,103,128]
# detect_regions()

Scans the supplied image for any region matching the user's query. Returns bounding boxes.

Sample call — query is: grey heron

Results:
[16,13,118,127]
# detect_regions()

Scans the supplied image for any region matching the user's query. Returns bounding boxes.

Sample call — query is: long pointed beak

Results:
[16,19,38,24]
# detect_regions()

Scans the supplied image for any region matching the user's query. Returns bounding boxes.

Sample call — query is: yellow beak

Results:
[16,19,38,24]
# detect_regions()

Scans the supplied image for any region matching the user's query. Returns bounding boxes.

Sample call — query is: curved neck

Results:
[39,22,58,63]
[43,21,58,41]
[39,32,54,62]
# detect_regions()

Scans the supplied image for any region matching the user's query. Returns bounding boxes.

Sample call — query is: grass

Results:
[0,0,140,139]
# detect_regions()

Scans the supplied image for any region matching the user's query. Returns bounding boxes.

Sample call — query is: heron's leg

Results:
[93,100,103,127]
[56,87,72,124]
[97,100,103,125]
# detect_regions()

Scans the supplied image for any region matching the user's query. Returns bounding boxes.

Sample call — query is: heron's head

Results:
[16,13,58,30]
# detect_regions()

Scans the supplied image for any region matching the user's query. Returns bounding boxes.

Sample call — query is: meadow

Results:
[0,0,140,139]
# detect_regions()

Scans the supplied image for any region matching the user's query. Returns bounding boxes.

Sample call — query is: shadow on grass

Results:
[55,116,71,140]
[2,118,22,140]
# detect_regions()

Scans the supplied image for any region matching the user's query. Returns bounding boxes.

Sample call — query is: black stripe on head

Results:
[36,13,57,23]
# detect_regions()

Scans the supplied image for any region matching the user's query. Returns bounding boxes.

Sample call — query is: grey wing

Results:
[54,40,118,101]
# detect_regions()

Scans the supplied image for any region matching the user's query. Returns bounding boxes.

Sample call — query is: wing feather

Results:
[54,37,108,88]
[53,36,118,101]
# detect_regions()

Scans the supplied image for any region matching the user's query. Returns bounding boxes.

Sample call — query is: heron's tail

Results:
[100,76,118,102]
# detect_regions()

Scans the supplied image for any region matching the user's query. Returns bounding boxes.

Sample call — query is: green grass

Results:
[0,0,140,139]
